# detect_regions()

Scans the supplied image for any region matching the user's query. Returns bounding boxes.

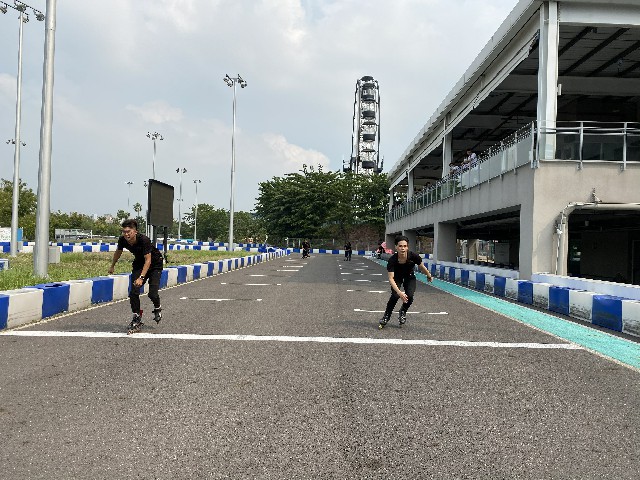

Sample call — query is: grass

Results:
[0,249,254,291]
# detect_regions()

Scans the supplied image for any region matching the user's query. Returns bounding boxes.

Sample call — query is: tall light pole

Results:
[126,181,134,210]
[193,179,201,241]
[176,167,187,240]
[2,1,45,257]
[146,132,163,180]
[143,180,149,237]
[223,73,247,251]
[33,0,56,277]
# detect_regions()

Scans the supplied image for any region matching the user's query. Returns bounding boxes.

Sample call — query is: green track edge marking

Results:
[374,259,640,370]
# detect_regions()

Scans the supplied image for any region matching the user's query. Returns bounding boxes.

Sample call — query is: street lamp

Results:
[125,181,134,210]
[146,131,163,180]
[176,167,187,240]
[2,1,45,257]
[223,73,247,251]
[193,179,201,241]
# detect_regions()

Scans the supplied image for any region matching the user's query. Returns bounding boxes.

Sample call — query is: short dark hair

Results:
[395,235,409,245]
[121,219,138,230]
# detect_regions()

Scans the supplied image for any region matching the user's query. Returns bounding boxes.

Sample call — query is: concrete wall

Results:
[387,161,640,280]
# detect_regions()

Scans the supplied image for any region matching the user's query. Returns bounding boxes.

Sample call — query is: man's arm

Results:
[108,250,122,274]
[388,271,409,303]
[418,262,433,282]
[133,253,152,287]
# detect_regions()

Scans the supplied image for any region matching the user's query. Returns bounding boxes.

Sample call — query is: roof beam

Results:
[561,28,629,76]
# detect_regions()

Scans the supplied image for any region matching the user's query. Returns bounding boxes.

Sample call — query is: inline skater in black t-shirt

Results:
[108,219,164,333]
[379,235,433,329]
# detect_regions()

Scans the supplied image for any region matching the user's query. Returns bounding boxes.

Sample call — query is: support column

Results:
[434,222,457,262]
[385,233,395,252]
[467,239,479,261]
[402,230,417,252]
[388,186,395,211]
[536,0,560,160]
[442,131,453,176]
[406,170,415,199]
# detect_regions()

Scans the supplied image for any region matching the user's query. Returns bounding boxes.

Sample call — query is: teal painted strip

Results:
[413,272,640,370]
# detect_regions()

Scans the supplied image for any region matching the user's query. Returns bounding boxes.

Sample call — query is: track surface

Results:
[1,254,638,479]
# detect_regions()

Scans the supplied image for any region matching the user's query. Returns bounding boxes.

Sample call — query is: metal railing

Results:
[537,121,640,170]
[387,120,640,224]
[386,123,535,223]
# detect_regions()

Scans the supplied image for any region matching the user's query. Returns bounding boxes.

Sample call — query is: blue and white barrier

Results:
[0,250,287,330]
[370,257,640,339]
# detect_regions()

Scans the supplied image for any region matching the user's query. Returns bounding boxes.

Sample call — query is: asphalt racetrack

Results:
[1,254,638,479]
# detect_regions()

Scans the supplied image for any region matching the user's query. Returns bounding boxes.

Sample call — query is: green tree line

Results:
[2,168,389,245]
[254,165,389,244]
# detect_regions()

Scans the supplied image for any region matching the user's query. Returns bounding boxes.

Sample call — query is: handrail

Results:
[387,120,639,224]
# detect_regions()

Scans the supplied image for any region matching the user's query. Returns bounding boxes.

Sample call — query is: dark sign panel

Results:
[147,179,174,227]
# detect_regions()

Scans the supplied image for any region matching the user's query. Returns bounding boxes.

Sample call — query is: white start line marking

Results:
[353,308,449,315]
[1,330,582,350]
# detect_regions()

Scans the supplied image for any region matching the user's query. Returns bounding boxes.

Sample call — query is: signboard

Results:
[147,179,174,227]
[0,227,23,242]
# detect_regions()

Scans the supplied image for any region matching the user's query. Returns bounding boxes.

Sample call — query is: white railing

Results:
[387,120,640,223]
[387,123,534,223]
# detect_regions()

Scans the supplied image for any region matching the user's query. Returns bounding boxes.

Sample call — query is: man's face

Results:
[396,240,409,254]
[122,227,137,242]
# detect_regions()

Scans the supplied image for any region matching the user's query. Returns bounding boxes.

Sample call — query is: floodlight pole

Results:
[224,74,247,251]
[193,179,201,241]
[126,181,133,210]
[176,167,186,240]
[33,0,56,277]
[2,1,45,256]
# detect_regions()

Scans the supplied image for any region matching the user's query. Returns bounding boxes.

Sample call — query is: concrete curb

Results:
[0,250,287,330]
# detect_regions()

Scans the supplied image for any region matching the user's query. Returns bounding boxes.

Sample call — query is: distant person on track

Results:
[379,235,433,329]
[108,219,164,333]
[302,239,311,259]
[344,241,352,261]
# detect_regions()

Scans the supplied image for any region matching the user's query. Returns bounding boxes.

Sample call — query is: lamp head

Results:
[0,5,7,14]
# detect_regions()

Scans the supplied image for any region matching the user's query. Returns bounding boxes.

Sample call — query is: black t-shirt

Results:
[117,233,163,270]
[387,251,423,280]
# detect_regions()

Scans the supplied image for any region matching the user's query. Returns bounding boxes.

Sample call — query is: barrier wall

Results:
[371,257,640,339]
[0,250,287,330]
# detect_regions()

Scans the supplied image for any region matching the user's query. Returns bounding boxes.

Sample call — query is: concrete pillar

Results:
[385,233,396,252]
[388,187,395,211]
[407,170,415,199]
[434,222,457,262]
[467,239,479,261]
[536,0,559,160]
[402,230,417,252]
[442,131,453,176]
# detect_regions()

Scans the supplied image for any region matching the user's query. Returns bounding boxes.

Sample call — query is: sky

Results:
[0,0,520,218]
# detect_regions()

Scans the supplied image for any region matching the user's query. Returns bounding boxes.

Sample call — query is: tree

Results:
[0,179,37,227]
[255,166,389,243]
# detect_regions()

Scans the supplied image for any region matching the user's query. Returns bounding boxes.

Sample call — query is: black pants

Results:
[345,250,352,260]
[129,268,161,314]
[384,276,416,317]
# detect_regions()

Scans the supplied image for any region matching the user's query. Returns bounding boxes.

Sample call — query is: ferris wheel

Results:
[345,75,383,174]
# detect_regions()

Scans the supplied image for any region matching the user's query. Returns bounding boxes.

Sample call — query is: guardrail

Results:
[387,120,640,223]
[387,123,534,223]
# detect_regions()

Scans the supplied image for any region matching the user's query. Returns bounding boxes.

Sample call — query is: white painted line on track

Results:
[250,274,267,277]
[1,330,583,349]
[277,270,300,272]
[354,308,448,315]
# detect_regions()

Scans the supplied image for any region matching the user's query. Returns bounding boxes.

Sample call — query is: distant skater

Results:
[108,219,164,333]
[344,241,352,261]
[302,239,311,259]
[379,235,433,329]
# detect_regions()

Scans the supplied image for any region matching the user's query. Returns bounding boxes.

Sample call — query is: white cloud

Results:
[0,0,521,215]
[126,101,184,124]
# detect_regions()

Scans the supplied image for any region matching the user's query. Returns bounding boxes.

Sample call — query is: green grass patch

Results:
[0,249,255,291]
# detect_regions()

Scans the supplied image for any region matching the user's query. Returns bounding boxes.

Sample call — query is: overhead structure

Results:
[345,76,382,174]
